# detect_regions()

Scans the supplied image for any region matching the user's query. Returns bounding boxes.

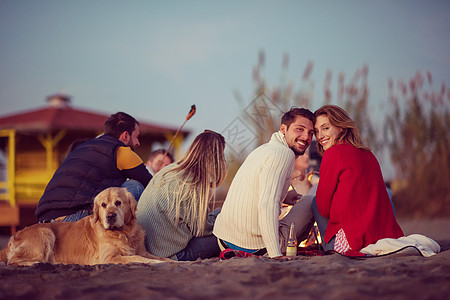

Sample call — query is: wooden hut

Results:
[0,94,190,232]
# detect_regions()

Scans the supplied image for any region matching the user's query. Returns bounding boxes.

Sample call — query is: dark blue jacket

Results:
[35,134,127,222]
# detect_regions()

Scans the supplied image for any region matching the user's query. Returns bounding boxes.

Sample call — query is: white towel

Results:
[360,234,441,257]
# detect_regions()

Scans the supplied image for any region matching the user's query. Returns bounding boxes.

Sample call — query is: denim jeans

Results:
[311,197,335,252]
[62,209,90,222]
[175,235,221,261]
[175,208,222,261]
[121,179,145,202]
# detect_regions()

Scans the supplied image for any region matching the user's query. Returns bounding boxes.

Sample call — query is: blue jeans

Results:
[175,208,222,261]
[175,235,221,261]
[311,197,335,252]
[121,179,145,202]
[62,209,90,222]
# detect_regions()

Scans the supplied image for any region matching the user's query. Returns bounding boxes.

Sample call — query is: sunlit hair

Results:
[104,112,139,139]
[314,105,370,156]
[159,130,227,237]
[281,107,315,128]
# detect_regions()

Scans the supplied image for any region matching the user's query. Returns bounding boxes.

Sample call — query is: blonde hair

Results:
[314,105,370,156]
[160,130,227,236]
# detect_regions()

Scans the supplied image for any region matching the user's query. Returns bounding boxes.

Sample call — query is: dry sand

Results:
[1,218,449,300]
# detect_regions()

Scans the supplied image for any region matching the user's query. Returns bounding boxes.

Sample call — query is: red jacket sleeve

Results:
[316,147,341,218]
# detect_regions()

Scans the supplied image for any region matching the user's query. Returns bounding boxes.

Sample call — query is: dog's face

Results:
[93,187,137,230]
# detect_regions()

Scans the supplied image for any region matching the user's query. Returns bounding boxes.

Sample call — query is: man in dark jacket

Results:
[35,112,152,223]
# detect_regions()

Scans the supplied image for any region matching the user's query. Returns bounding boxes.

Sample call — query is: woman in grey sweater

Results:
[136,130,227,261]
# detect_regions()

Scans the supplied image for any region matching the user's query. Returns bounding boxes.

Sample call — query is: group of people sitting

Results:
[35,105,404,261]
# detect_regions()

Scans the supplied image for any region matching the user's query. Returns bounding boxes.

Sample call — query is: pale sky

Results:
[1,0,449,179]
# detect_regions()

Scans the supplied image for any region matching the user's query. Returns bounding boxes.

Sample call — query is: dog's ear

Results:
[92,194,100,223]
[126,190,138,220]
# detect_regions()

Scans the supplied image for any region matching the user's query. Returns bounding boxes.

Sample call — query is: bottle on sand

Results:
[286,222,297,257]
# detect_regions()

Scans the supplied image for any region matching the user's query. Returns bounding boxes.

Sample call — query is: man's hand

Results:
[283,190,301,205]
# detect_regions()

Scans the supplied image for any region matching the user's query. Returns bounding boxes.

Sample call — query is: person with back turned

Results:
[214,107,316,258]
[36,112,152,223]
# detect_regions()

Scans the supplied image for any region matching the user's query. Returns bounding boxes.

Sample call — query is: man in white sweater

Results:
[214,107,316,258]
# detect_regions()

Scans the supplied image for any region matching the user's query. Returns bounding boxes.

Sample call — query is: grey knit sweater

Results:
[136,164,214,260]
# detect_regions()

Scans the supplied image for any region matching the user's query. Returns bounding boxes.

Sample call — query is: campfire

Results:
[299,222,321,247]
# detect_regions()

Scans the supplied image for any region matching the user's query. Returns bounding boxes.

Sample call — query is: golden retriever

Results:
[0,187,171,266]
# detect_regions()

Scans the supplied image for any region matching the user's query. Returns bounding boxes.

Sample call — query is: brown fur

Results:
[0,187,172,266]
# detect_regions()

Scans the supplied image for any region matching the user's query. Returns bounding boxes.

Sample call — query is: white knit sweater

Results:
[213,131,295,257]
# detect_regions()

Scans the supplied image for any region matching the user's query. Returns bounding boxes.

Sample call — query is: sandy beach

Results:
[1,218,449,300]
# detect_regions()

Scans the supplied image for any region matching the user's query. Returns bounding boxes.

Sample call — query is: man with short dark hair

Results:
[36,112,152,223]
[214,107,316,258]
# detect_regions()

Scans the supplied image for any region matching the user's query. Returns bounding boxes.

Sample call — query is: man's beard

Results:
[126,141,135,151]
[290,145,306,156]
